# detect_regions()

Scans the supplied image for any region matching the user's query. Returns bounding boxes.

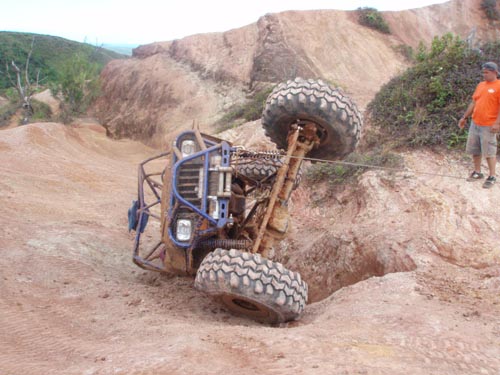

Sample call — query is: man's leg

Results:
[466,122,482,174]
[473,154,482,172]
[483,129,497,177]
[486,156,496,176]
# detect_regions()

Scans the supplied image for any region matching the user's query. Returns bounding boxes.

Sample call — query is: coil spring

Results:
[233,149,284,160]
[198,238,252,250]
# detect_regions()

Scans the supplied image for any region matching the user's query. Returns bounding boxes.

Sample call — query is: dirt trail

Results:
[0,121,499,374]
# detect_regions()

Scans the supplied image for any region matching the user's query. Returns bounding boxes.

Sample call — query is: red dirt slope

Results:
[0,121,499,374]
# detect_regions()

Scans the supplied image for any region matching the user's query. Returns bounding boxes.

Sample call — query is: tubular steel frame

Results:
[132,152,170,272]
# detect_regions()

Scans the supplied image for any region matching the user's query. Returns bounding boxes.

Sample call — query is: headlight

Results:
[176,219,192,241]
[181,140,196,158]
[208,197,219,219]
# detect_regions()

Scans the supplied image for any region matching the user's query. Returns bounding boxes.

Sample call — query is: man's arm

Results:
[491,111,500,133]
[458,101,475,129]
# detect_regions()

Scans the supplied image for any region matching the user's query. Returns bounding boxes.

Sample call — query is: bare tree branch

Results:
[24,36,35,92]
[4,37,36,124]
[11,61,26,100]
[5,62,17,88]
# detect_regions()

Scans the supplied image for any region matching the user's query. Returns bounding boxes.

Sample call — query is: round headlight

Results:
[181,140,196,158]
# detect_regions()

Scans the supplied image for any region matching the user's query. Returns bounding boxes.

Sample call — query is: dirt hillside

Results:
[95,0,495,147]
[1,119,499,374]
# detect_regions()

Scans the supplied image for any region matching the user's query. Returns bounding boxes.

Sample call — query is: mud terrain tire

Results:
[235,157,283,181]
[195,248,308,323]
[235,157,303,189]
[262,77,362,160]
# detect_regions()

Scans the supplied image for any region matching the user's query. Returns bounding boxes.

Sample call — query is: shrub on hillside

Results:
[481,0,500,20]
[31,99,52,121]
[393,44,414,62]
[357,7,391,34]
[368,33,500,148]
[215,86,274,132]
[51,52,100,123]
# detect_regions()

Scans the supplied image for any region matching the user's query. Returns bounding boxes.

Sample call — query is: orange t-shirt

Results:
[472,79,500,126]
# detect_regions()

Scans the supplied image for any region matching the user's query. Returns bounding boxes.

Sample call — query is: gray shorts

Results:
[465,121,498,157]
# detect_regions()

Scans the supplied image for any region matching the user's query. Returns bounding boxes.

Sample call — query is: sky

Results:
[1,0,449,46]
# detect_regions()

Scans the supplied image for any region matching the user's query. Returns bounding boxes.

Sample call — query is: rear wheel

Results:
[195,248,308,323]
[234,157,283,182]
[262,77,362,161]
[234,157,303,189]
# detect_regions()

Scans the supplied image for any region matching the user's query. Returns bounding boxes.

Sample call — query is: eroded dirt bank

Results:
[96,0,492,147]
[0,121,499,374]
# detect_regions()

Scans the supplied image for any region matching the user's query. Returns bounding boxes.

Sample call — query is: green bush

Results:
[368,33,500,148]
[393,44,414,62]
[215,86,274,132]
[52,52,101,122]
[481,0,499,20]
[31,99,52,121]
[357,7,391,34]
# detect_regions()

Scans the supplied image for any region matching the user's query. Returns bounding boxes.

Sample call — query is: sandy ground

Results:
[1,121,499,375]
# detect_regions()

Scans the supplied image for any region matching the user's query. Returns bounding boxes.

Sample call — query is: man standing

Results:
[459,62,500,188]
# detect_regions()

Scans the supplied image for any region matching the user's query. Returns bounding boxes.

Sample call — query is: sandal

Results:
[466,171,485,181]
[483,176,496,189]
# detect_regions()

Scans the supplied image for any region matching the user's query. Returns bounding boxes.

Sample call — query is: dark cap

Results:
[482,62,498,72]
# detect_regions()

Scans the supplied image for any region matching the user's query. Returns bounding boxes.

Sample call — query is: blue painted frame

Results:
[168,131,234,248]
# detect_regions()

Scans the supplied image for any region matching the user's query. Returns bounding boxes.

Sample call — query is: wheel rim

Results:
[232,298,259,311]
[220,294,280,322]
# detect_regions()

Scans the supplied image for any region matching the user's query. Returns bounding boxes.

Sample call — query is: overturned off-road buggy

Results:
[129,78,362,324]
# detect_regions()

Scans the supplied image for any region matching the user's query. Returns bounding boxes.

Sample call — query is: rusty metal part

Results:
[251,122,319,256]
[194,127,207,151]
[172,146,183,160]
[133,152,170,272]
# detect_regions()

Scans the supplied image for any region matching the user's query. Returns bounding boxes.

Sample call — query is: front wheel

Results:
[195,249,308,324]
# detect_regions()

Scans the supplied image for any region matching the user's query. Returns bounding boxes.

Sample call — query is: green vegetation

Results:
[31,99,52,121]
[356,7,391,34]
[368,33,500,148]
[392,44,414,62]
[481,0,499,20]
[0,31,123,91]
[0,31,125,124]
[215,86,274,132]
[51,52,101,122]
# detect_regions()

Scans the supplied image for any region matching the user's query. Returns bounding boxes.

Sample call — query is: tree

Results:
[4,36,38,124]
